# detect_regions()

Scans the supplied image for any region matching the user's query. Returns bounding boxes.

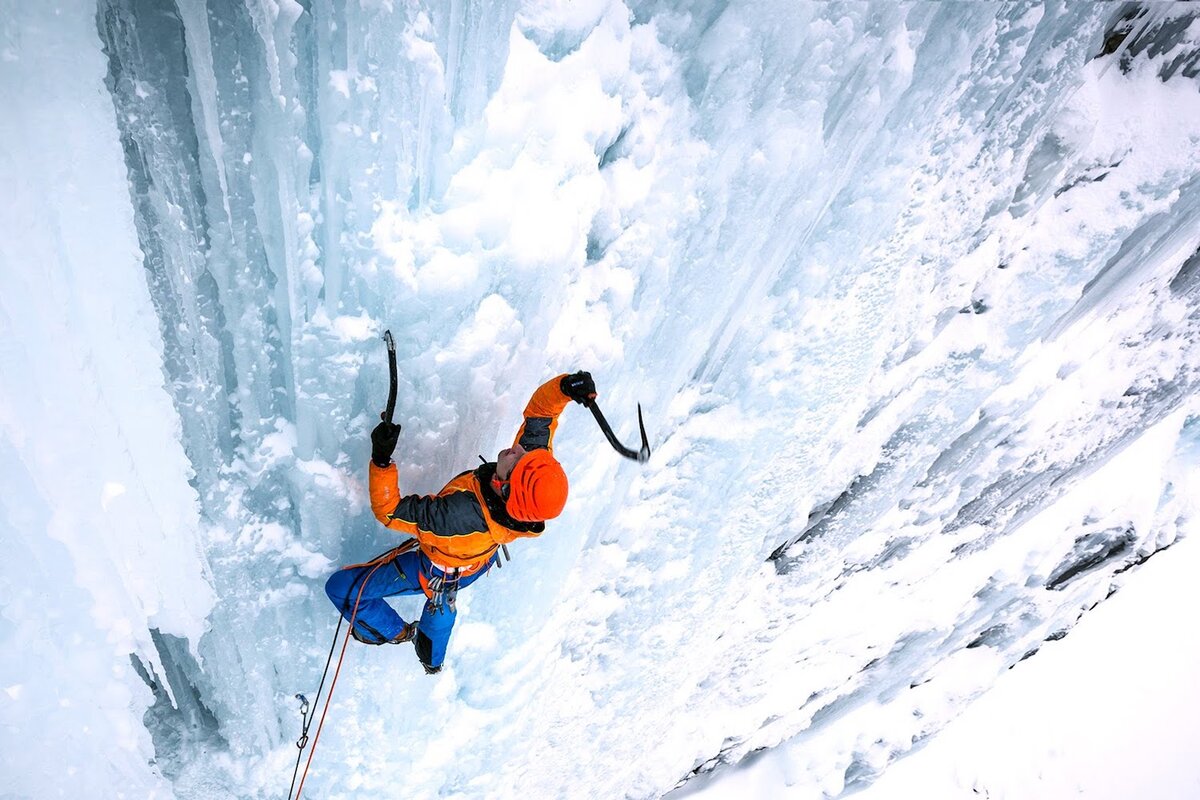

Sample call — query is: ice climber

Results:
[324,371,597,674]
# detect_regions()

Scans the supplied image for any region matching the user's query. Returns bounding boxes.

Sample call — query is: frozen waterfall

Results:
[2,2,1200,798]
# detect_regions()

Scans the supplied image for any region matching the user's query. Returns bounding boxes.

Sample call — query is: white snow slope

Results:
[2,2,1200,799]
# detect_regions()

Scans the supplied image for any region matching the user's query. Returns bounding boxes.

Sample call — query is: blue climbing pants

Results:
[324,547,492,669]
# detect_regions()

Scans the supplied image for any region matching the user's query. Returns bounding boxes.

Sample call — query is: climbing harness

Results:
[427,566,462,612]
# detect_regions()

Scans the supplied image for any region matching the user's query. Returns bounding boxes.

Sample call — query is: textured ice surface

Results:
[0,2,214,796]
[3,2,1200,799]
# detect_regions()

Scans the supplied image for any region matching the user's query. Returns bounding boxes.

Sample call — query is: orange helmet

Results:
[507,448,568,522]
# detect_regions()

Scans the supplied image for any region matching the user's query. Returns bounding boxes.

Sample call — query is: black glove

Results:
[560,371,597,405]
[371,419,401,468]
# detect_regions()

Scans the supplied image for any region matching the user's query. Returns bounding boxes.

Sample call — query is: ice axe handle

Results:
[586,400,651,463]
[382,330,398,424]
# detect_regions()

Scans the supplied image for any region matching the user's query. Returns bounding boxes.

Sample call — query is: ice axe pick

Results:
[382,330,398,424]
[585,398,651,463]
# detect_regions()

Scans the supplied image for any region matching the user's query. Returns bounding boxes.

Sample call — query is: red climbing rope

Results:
[291,541,415,799]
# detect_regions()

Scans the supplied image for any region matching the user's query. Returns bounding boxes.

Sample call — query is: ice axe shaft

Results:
[382,330,398,424]
[586,400,650,463]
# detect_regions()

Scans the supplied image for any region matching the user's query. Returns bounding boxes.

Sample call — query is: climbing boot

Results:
[392,621,418,644]
[352,621,416,645]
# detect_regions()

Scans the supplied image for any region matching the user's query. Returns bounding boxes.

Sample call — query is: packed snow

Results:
[2,2,1200,799]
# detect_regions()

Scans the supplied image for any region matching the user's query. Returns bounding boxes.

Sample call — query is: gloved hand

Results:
[560,371,597,405]
[371,419,401,468]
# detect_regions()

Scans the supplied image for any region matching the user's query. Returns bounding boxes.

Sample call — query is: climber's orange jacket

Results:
[368,375,571,573]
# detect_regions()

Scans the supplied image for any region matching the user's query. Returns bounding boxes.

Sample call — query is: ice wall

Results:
[4,1,1200,799]
[89,0,537,774]
[0,2,214,796]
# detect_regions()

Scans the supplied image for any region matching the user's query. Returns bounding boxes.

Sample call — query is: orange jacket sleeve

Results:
[513,374,571,453]
[369,462,419,536]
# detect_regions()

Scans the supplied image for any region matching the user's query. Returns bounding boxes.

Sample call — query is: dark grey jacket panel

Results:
[517,417,553,451]
[389,490,488,536]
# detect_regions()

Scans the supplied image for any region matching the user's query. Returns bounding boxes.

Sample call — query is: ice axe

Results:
[382,330,398,424]
[585,398,651,463]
